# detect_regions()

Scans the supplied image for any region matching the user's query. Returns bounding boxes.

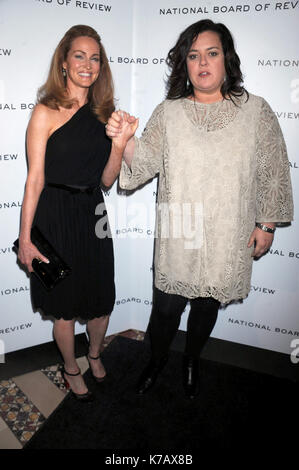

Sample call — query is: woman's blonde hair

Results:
[37,25,114,123]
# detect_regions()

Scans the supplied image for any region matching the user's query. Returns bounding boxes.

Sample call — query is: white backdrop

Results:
[0,0,298,357]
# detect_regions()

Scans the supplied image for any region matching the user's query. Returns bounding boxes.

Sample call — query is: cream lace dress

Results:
[120,93,293,304]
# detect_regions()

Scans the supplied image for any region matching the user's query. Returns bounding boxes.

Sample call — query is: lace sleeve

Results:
[255,99,294,223]
[119,102,165,190]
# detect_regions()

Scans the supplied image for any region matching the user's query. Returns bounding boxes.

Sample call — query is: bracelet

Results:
[256,223,276,234]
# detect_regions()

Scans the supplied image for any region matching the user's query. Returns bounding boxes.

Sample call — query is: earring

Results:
[62,68,67,78]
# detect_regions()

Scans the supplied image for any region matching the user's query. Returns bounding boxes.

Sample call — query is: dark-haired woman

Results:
[18,25,123,401]
[106,19,293,399]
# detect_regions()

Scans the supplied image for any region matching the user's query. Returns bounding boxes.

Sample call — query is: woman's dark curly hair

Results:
[166,19,248,102]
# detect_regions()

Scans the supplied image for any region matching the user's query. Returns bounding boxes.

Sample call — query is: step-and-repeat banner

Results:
[0,0,298,358]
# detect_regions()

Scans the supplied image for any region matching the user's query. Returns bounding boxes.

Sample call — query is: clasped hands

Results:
[106,110,139,148]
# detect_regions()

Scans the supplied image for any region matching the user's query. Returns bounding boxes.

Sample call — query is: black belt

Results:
[46,182,99,194]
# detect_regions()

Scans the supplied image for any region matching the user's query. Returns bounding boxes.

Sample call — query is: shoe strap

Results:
[63,367,81,377]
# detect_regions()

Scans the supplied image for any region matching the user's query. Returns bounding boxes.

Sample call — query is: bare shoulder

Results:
[30,103,53,121]
[28,104,58,138]
[28,103,52,128]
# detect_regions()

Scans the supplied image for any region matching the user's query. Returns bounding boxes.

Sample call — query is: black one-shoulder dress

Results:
[30,103,115,320]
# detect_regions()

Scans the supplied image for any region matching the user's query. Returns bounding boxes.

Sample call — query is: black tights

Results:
[148,287,220,363]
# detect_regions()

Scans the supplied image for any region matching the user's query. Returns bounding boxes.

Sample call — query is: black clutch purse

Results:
[14,226,71,290]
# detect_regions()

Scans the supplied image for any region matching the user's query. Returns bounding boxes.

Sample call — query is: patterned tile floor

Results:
[0,329,144,449]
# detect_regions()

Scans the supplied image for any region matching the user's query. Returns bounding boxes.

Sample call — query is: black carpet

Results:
[24,336,298,450]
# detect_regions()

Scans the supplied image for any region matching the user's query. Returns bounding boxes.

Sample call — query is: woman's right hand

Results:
[18,240,49,273]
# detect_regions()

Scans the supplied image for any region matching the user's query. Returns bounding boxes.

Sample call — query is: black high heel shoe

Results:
[60,365,94,402]
[182,355,200,400]
[87,353,106,383]
[136,356,168,395]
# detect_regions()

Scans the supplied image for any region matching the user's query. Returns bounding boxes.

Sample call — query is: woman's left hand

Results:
[247,227,274,257]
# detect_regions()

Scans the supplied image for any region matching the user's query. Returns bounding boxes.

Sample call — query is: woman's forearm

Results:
[101,143,124,188]
[101,137,136,187]
[19,176,44,242]
[123,137,135,169]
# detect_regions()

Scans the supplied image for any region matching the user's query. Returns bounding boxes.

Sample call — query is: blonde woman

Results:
[18,25,123,401]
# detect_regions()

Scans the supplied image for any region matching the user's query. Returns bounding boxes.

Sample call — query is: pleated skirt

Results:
[30,185,115,320]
